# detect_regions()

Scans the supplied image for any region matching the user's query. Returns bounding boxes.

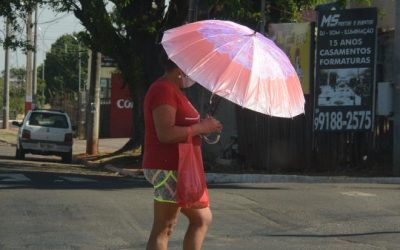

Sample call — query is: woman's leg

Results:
[146,201,180,250]
[181,207,213,250]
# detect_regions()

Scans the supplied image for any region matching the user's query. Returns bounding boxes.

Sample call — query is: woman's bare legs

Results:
[181,207,213,250]
[146,201,180,250]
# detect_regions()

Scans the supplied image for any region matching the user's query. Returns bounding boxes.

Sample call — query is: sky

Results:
[0,7,84,72]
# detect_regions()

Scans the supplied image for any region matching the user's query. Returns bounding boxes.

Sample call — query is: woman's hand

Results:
[153,104,222,143]
[198,116,223,134]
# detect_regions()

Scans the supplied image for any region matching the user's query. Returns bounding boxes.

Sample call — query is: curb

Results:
[105,164,144,178]
[205,173,400,184]
[0,140,16,146]
[104,164,400,184]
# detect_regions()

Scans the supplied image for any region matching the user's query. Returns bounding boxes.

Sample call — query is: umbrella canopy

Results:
[161,20,305,118]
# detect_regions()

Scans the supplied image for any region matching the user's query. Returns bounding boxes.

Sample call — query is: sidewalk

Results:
[85,137,400,185]
[0,128,17,145]
[73,137,131,154]
[2,129,400,185]
[104,164,400,184]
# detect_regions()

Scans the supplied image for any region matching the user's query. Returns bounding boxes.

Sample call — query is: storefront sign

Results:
[109,74,133,138]
[269,23,312,94]
[314,8,377,131]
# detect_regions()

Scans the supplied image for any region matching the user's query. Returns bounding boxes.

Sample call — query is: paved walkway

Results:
[87,138,400,185]
[73,137,130,154]
[3,130,400,185]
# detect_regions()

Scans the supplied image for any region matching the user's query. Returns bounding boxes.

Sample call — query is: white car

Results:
[12,109,75,163]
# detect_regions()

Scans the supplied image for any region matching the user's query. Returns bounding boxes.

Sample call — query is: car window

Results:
[28,113,69,129]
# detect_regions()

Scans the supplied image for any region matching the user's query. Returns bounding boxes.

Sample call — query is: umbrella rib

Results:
[215,37,253,102]
[164,30,237,43]
[187,41,242,75]
[165,32,242,60]
[186,37,248,76]
[241,38,258,110]
[164,36,208,58]
[162,20,305,118]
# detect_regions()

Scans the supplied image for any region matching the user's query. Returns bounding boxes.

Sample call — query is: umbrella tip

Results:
[245,31,257,37]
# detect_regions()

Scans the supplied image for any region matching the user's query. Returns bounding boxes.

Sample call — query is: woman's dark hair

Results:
[159,51,178,72]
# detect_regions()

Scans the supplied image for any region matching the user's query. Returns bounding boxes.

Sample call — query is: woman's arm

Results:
[152,104,222,144]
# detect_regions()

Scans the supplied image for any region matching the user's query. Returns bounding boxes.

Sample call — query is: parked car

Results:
[12,109,75,163]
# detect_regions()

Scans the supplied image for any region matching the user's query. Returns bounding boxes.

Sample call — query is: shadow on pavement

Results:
[208,183,290,190]
[264,230,400,238]
[0,154,63,163]
[0,170,150,190]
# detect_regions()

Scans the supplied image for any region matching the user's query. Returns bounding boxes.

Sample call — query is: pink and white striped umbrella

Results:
[161,20,305,118]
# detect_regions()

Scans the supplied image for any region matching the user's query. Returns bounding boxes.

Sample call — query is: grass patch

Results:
[0,129,17,145]
[75,151,142,169]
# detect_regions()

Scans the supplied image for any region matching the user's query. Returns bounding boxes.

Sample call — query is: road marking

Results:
[0,173,31,182]
[0,174,99,184]
[0,174,30,182]
[341,191,376,197]
[61,176,97,182]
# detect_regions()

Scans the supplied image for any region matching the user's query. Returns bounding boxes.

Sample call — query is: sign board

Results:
[109,74,133,138]
[269,23,312,94]
[314,8,377,131]
[101,55,117,68]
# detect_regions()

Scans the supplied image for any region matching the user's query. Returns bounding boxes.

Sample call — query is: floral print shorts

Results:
[144,169,177,203]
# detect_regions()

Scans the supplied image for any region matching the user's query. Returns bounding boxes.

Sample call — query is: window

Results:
[100,78,111,99]
[29,112,68,129]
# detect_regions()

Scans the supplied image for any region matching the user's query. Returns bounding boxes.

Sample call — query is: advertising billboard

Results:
[269,23,312,94]
[314,8,377,131]
[109,74,133,138]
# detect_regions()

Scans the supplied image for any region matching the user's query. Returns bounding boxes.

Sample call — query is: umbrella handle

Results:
[208,90,228,116]
[202,133,221,144]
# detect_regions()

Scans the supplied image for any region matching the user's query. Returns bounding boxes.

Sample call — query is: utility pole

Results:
[86,51,101,155]
[32,5,38,108]
[77,43,85,139]
[2,20,10,129]
[85,49,92,140]
[25,10,33,113]
[393,0,400,175]
[72,36,85,139]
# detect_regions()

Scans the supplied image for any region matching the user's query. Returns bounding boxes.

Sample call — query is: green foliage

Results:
[202,0,260,28]
[0,67,26,115]
[202,0,372,27]
[0,0,190,146]
[0,0,373,144]
[35,65,46,108]
[42,33,88,100]
[0,78,2,107]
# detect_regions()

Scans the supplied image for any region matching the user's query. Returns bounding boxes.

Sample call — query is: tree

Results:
[0,0,370,151]
[1,0,189,150]
[202,0,371,28]
[73,0,189,150]
[1,67,26,115]
[42,33,88,100]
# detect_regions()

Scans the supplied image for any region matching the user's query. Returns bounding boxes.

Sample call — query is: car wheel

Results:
[16,144,25,160]
[62,151,73,163]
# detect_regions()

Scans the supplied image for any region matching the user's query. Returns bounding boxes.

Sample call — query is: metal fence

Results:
[48,91,111,139]
[235,31,394,174]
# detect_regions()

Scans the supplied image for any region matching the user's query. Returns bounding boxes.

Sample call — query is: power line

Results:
[37,13,71,25]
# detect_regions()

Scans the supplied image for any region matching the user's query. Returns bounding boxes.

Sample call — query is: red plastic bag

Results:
[176,128,209,209]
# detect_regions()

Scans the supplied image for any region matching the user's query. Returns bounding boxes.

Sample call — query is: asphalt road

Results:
[1,143,400,250]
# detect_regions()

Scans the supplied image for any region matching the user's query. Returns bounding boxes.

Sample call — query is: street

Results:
[0,142,400,250]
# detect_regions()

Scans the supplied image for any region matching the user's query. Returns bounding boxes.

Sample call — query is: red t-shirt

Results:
[143,79,201,170]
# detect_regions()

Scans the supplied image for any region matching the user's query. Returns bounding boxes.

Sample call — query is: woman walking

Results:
[143,55,222,250]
